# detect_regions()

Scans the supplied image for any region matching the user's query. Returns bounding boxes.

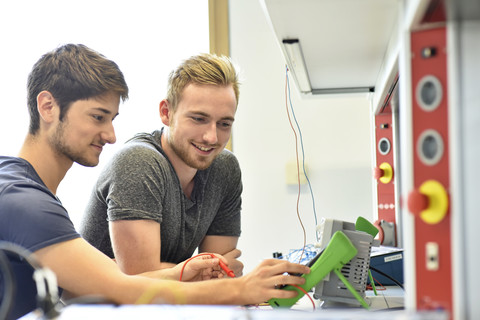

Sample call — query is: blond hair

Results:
[166,53,239,110]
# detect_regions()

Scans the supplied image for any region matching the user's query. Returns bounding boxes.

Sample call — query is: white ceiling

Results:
[261,0,400,94]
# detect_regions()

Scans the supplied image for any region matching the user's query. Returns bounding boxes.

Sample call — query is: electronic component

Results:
[268,231,364,308]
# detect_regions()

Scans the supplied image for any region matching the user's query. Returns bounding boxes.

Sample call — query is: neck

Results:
[18,134,72,195]
[160,130,197,198]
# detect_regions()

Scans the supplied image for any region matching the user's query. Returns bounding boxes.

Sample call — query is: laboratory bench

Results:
[20,286,448,320]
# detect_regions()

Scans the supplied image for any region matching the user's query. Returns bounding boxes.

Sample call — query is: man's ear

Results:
[37,91,58,123]
[159,99,171,126]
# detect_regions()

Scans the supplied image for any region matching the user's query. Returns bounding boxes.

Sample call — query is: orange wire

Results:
[285,66,307,263]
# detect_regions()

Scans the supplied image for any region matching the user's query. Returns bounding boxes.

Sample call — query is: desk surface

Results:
[276,285,404,312]
[21,287,448,320]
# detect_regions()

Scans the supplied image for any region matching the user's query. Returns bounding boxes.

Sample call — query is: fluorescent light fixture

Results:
[283,39,312,93]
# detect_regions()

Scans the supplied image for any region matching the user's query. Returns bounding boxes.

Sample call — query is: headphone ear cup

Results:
[0,249,16,320]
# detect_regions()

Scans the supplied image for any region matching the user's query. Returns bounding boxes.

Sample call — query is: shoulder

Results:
[208,150,242,180]
[0,181,77,250]
[214,149,240,168]
[94,132,173,187]
[110,132,169,169]
[0,157,51,198]
[0,158,79,251]
[1,178,65,220]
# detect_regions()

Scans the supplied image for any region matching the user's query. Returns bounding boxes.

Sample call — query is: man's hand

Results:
[222,248,244,277]
[172,254,228,282]
[236,259,310,304]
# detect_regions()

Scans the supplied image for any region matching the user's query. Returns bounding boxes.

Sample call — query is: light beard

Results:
[49,120,99,167]
[169,137,216,171]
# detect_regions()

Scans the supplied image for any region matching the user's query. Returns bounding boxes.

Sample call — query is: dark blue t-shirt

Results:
[0,156,80,319]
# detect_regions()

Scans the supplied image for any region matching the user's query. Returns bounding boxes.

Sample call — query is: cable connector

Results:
[218,259,235,278]
[33,268,61,319]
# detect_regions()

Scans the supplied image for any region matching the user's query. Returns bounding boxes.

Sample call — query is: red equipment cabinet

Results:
[408,25,452,311]
[373,84,399,247]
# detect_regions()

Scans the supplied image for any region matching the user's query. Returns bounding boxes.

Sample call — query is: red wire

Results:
[367,275,386,291]
[179,253,235,281]
[291,284,315,310]
[285,67,307,263]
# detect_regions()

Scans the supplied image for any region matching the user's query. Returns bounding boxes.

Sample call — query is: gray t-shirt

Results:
[80,129,242,263]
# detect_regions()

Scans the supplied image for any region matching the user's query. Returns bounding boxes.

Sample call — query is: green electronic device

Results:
[355,216,379,239]
[268,231,359,308]
[355,216,380,296]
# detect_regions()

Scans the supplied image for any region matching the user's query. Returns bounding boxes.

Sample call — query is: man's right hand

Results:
[236,259,310,304]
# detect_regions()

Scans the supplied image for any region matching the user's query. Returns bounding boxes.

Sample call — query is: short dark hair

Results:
[27,44,129,134]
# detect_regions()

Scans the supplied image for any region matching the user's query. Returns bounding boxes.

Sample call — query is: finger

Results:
[269,287,303,299]
[208,253,229,265]
[262,259,310,275]
[211,270,224,279]
[200,268,214,280]
[189,257,220,270]
[271,273,306,287]
[226,248,242,258]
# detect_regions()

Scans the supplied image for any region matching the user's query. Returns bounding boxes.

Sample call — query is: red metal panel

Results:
[410,26,452,312]
[375,111,396,225]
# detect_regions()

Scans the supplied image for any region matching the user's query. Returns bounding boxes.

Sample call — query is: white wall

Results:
[229,0,374,272]
[0,0,209,228]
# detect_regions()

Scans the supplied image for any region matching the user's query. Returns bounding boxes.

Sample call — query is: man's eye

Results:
[219,122,232,128]
[192,117,205,122]
[93,115,104,121]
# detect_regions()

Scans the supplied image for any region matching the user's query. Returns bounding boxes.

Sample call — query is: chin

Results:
[194,160,213,170]
[78,162,98,168]
[75,158,100,168]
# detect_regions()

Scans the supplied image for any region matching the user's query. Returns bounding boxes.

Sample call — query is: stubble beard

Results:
[169,136,216,171]
[49,121,99,168]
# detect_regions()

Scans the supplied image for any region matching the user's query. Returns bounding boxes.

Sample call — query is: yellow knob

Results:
[418,180,449,224]
[378,162,393,184]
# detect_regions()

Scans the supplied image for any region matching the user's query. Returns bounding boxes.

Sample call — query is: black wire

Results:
[0,249,15,320]
[0,241,43,270]
[369,265,404,290]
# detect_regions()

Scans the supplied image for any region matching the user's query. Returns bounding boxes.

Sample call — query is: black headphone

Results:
[0,241,61,320]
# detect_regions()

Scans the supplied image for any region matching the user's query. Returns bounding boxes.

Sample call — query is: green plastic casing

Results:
[268,231,357,308]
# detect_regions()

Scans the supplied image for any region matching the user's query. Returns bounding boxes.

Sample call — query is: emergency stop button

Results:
[374,162,393,184]
[407,180,449,224]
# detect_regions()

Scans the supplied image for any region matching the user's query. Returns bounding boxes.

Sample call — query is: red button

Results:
[373,167,384,180]
[407,190,429,215]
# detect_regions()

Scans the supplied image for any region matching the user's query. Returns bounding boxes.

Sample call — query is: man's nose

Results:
[103,122,117,145]
[203,122,218,144]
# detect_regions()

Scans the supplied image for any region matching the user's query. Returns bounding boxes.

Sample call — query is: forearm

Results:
[116,259,175,275]
[110,275,242,305]
[110,219,165,275]
[179,278,242,305]
[199,235,238,255]
[199,235,243,276]
[139,263,180,281]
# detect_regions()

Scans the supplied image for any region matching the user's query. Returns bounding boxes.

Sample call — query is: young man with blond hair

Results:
[82,54,245,276]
